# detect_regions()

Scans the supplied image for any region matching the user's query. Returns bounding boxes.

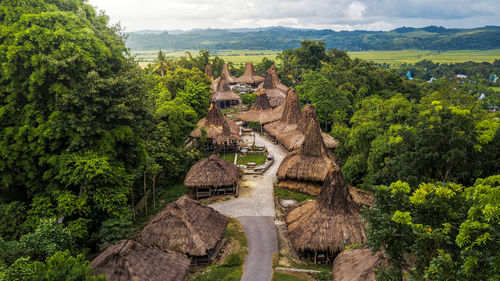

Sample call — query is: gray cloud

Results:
[86,0,500,31]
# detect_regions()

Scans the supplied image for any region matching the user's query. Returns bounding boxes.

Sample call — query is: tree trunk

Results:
[131,187,136,221]
[143,170,148,215]
[153,175,156,211]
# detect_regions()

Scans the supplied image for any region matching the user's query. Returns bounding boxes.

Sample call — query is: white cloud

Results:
[86,0,500,31]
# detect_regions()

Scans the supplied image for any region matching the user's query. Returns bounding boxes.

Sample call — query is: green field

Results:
[135,48,500,68]
[347,49,500,66]
[134,49,279,68]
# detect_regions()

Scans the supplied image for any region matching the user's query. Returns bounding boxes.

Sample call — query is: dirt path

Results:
[210,132,287,281]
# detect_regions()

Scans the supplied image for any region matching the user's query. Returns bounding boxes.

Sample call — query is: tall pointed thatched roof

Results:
[190,101,240,140]
[237,62,265,85]
[221,63,237,84]
[277,104,338,151]
[263,88,301,138]
[332,247,387,281]
[286,168,366,255]
[205,64,214,81]
[184,154,240,188]
[276,116,337,195]
[213,73,241,102]
[90,240,190,281]
[237,90,283,125]
[269,65,289,92]
[137,195,228,257]
[257,67,287,107]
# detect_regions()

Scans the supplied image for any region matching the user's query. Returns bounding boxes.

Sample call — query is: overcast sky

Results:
[86,0,500,32]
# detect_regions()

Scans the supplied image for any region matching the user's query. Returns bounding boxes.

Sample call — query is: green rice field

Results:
[347,49,500,66]
[134,48,500,68]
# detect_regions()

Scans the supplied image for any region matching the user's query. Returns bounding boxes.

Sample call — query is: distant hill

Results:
[125,26,500,52]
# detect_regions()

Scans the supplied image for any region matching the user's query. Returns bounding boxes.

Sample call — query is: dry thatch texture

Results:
[205,64,214,81]
[237,90,283,125]
[332,247,387,281]
[237,62,265,84]
[257,70,287,107]
[184,154,240,188]
[137,195,228,257]
[277,104,338,151]
[214,119,242,145]
[276,117,336,189]
[190,101,240,139]
[90,240,190,281]
[263,88,301,138]
[269,65,289,92]
[213,73,241,102]
[286,169,366,254]
[221,63,237,83]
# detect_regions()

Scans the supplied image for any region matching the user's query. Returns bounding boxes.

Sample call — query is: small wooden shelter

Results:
[257,67,287,107]
[220,63,237,84]
[213,73,241,108]
[263,88,302,140]
[286,168,366,263]
[332,246,387,281]
[184,154,240,199]
[90,240,190,281]
[278,104,338,151]
[190,101,241,151]
[276,117,337,195]
[237,89,283,127]
[237,62,265,85]
[137,195,228,264]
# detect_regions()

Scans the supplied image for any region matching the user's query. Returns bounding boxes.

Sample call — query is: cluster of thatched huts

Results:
[90,195,229,280]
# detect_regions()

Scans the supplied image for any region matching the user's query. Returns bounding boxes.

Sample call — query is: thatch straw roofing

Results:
[277,105,338,151]
[90,240,190,281]
[190,101,240,140]
[237,62,265,84]
[184,154,240,188]
[269,65,289,92]
[286,169,366,254]
[258,67,287,107]
[237,90,283,125]
[205,64,214,81]
[277,117,336,185]
[263,88,301,138]
[137,195,228,257]
[332,247,387,281]
[213,73,241,102]
[221,63,237,84]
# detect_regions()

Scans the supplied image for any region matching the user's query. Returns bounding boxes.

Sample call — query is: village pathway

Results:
[210,132,287,281]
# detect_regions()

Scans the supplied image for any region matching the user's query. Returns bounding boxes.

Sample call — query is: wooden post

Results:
[152,175,156,211]
[314,250,317,264]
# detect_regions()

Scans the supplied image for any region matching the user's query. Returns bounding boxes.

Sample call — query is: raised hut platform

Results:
[184,154,240,199]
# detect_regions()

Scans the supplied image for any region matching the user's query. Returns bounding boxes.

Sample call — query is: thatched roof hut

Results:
[332,246,387,281]
[221,63,237,84]
[90,240,190,281]
[190,101,240,140]
[277,105,338,151]
[213,73,241,106]
[269,65,289,92]
[258,66,288,107]
[286,168,366,258]
[184,154,240,188]
[137,195,228,258]
[276,116,337,195]
[237,90,283,125]
[262,71,287,107]
[237,62,265,85]
[263,88,301,139]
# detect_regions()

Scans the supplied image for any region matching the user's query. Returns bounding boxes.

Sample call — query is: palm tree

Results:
[153,50,170,77]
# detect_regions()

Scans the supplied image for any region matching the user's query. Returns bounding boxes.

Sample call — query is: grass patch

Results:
[191,218,248,281]
[274,187,317,203]
[219,153,267,166]
[273,272,311,281]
